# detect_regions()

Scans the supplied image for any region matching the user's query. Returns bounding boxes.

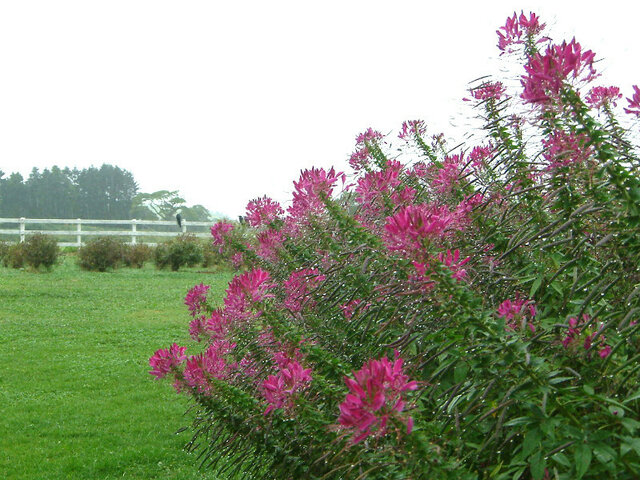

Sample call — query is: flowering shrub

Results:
[150,12,640,480]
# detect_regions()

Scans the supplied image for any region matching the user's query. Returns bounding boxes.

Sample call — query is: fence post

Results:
[19,217,26,242]
[76,219,82,246]
[182,220,187,234]
[131,219,137,245]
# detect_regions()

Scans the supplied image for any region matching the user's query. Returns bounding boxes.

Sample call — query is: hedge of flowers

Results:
[150,12,640,479]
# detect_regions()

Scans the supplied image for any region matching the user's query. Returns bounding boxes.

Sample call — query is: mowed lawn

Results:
[0,256,233,480]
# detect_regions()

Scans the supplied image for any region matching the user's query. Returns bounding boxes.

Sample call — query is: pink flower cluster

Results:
[149,343,187,380]
[245,196,284,227]
[262,358,313,415]
[437,249,470,282]
[184,283,210,317]
[398,120,427,140]
[562,315,611,358]
[289,167,345,221]
[497,297,537,333]
[431,154,464,194]
[254,228,285,263]
[521,39,597,105]
[338,355,417,444]
[468,144,494,170]
[469,82,506,102]
[182,340,237,393]
[284,268,326,312]
[224,268,275,322]
[585,86,622,110]
[383,203,458,259]
[211,221,234,247]
[625,85,640,117]
[340,299,369,321]
[542,130,593,170]
[356,128,384,145]
[497,11,545,53]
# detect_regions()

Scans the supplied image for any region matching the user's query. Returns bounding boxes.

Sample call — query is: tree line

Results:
[0,164,214,221]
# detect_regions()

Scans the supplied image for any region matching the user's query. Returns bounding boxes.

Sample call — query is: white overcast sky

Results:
[1,1,638,218]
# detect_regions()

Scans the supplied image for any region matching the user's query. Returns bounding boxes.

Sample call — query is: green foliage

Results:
[155,234,204,271]
[78,236,125,271]
[0,241,11,263]
[22,233,60,270]
[123,243,154,268]
[2,242,25,268]
[0,164,138,219]
[201,240,230,271]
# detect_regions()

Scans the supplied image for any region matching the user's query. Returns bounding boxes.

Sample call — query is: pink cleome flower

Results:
[149,343,187,379]
[431,154,464,194]
[398,120,427,141]
[585,86,622,110]
[497,297,537,333]
[542,130,593,170]
[469,81,506,102]
[288,167,345,220]
[340,299,369,321]
[254,228,285,263]
[184,283,210,318]
[437,249,470,282]
[349,146,371,172]
[210,221,234,247]
[183,340,237,393]
[356,128,384,146]
[383,203,459,259]
[521,39,597,105]
[284,268,326,313]
[224,268,276,321]
[562,314,611,358]
[468,144,495,170]
[338,355,418,444]
[625,85,640,117]
[262,359,312,415]
[205,308,230,341]
[245,196,284,228]
[355,160,404,219]
[497,11,545,53]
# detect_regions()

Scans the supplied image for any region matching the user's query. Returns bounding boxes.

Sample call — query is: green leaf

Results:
[523,429,541,457]
[504,417,534,427]
[454,362,470,383]
[621,418,640,434]
[583,384,595,396]
[550,281,564,295]
[529,451,546,480]
[575,443,592,479]
[530,275,543,297]
[623,388,640,404]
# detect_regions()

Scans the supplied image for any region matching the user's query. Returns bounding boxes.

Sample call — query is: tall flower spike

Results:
[521,39,597,105]
[338,355,417,444]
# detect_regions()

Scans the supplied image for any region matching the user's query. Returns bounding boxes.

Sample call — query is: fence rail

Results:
[0,217,213,247]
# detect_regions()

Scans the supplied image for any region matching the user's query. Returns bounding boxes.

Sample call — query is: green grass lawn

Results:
[0,256,234,479]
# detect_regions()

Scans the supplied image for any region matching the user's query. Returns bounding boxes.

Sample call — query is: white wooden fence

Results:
[0,217,213,247]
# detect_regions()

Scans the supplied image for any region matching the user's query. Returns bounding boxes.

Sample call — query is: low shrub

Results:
[154,234,203,271]
[23,233,59,270]
[201,240,231,271]
[3,243,25,269]
[123,243,153,268]
[0,241,11,264]
[78,237,125,271]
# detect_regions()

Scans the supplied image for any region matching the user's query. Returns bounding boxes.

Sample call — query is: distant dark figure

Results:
[176,213,182,229]
[238,215,245,224]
